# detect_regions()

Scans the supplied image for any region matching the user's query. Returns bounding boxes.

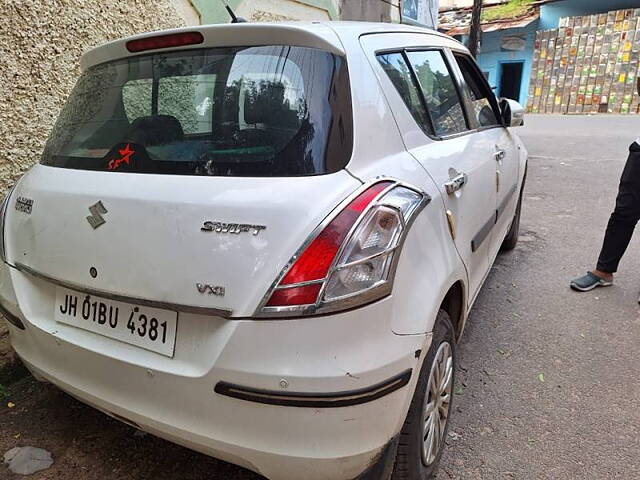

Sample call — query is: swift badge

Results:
[201,221,266,236]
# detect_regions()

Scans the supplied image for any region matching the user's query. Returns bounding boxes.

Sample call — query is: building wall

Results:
[475,21,538,106]
[0,0,186,193]
[440,0,473,8]
[473,0,640,108]
[539,0,640,30]
[191,0,405,24]
[340,0,400,23]
[173,0,202,25]
[530,7,640,114]
[192,0,339,23]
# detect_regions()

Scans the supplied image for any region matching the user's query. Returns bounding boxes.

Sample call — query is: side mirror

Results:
[499,98,525,127]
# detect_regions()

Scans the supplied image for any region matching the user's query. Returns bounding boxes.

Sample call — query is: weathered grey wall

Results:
[340,0,400,23]
[0,0,186,193]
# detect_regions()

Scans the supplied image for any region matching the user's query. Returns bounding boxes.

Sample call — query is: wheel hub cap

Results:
[421,341,453,466]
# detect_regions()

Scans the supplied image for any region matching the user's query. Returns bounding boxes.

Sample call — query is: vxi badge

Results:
[196,283,225,296]
[201,221,266,236]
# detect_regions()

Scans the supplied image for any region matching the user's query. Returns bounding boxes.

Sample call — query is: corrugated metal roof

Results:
[438,0,557,13]
[442,11,539,36]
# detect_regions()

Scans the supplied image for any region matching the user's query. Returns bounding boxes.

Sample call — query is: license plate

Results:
[54,287,178,357]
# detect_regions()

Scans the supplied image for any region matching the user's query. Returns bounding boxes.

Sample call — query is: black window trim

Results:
[447,49,506,132]
[375,48,437,139]
[375,46,482,142]
[403,46,473,139]
[401,50,437,137]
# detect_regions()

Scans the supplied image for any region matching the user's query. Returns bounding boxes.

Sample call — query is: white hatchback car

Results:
[1,22,527,480]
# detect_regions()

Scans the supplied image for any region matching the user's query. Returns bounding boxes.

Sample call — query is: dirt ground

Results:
[0,324,11,367]
[1,324,13,366]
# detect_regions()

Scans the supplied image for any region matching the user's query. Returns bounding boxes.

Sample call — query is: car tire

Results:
[501,172,527,251]
[392,310,456,480]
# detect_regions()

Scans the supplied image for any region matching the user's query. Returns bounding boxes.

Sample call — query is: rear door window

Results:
[42,46,353,177]
[405,50,468,137]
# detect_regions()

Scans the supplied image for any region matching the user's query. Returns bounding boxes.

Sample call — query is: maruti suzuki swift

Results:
[0,21,527,480]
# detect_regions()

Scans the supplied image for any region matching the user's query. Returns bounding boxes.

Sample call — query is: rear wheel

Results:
[392,310,456,480]
[502,173,526,251]
[501,192,522,251]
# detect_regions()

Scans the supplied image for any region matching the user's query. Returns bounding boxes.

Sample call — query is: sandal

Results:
[570,272,613,292]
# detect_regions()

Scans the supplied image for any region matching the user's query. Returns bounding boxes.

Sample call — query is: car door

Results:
[363,35,497,301]
[402,49,499,300]
[449,52,520,262]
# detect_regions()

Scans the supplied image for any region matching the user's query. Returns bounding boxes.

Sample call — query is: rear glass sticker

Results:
[108,143,135,171]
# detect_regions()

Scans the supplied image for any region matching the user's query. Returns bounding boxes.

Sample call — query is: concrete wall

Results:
[0,0,186,193]
[440,0,474,8]
[192,0,339,23]
[173,0,202,25]
[191,0,403,24]
[475,21,538,106]
[539,0,640,30]
[340,0,400,22]
[236,0,335,21]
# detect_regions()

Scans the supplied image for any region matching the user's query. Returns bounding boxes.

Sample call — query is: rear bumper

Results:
[4,265,428,480]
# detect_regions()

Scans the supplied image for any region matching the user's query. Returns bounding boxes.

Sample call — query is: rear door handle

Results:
[444,172,468,194]
[494,149,506,161]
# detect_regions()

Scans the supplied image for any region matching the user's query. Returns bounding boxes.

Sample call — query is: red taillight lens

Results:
[126,32,204,53]
[265,182,392,307]
[258,180,428,316]
[280,182,391,286]
[265,284,322,307]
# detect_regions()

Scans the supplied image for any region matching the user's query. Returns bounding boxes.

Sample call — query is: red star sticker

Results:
[108,143,135,170]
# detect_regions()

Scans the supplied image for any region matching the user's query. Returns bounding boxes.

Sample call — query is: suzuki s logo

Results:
[86,201,108,229]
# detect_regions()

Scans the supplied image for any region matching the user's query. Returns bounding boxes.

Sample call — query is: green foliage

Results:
[481,0,534,23]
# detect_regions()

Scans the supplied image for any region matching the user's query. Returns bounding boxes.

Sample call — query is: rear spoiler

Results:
[81,23,346,71]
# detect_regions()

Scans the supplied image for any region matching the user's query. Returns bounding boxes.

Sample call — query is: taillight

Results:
[257,180,430,317]
[126,32,204,53]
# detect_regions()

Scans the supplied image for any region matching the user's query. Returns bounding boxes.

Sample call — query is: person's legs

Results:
[595,141,640,273]
[571,141,640,291]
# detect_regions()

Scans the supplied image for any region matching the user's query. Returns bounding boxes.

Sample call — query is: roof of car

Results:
[80,21,466,71]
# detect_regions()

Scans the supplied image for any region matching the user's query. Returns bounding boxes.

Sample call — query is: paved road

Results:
[2,115,640,479]
[437,114,640,479]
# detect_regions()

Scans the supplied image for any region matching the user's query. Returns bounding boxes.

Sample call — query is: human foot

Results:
[570,272,613,292]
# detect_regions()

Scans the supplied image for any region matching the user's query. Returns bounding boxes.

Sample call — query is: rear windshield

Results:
[42,46,353,177]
